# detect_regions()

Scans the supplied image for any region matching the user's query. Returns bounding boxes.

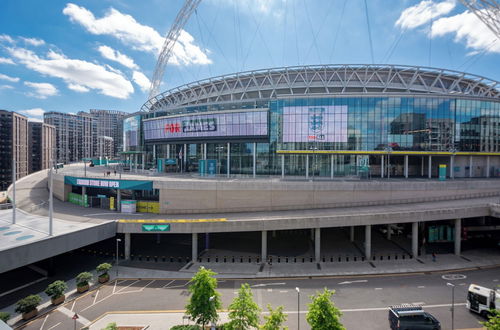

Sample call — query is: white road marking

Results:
[417,286,425,289]
[112,280,118,294]
[374,288,383,290]
[251,282,286,288]
[92,289,100,305]
[411,302,425,305]
[70,300,76,312]
[162,280,175,289]
[39,314,49,330]
[81,280,140,312]
[116,280,156,294]
[267,289,273,292]
[58,307,91,324]
[338,280,368,285]
[46,322,61,330]
[279,290,288,293]
[164,284,188,289]
[494,279,499,282]
[339,303,466,313]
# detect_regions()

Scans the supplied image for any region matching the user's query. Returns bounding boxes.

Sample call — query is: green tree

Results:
[226,283,260,329]
[103,322,118,330]
[482,310,500,330]
[260,304,288,330]
[306,288,345,330]
[185,267,222,328]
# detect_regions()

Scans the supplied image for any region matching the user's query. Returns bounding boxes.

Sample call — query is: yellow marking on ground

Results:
[118,218,227,223]
[276,150,500,156]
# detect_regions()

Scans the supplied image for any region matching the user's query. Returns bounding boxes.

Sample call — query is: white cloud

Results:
[63,3,211,65]
[97,45,138,69]
[7,47,134,99]
[432,10,500,54]
[20,37,45,46]
[27,117,43,123]
[68,83,90,93]
[132,70,151,93]
[24,81,59,99]
[18,107,45,117]
[396,0,456,29]
[0,85,13,90]
[0,34,14,43]
[0,57,15,65]
[210,0,285,19]
[0,73,20,82]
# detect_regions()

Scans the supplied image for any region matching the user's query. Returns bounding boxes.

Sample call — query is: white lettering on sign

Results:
[76,179,90,185]
[75,178,120,188]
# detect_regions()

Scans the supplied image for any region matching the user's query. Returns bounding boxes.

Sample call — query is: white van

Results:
[466,284,500,317]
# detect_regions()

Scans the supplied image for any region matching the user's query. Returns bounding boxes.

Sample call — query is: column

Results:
[386,224,391,240]
[141,153,145,171]
[381,155,384,178]
[82,186,87,207]
[387,154,391,178]
[454,218,461,256]
[183,144,187,172]
[330,155,334,179]
[253,142,257,178]
[315,228,321,263]
[486,156,490,178]
[404,155,409,178]
[261,230,267,262]
[421,157,424,177]
[450,155,454,179]
[281,154,285,179]
[192,233,198,262]
[124,233,131,260]
[134,154,138,172]
[117,189,121,212]
[167,144,170,159]
[428,155,432,178]
[469,155,473,177]
[203,143,207,160]
[365,225,371,259]
[306,155,309,180]
[227,142,230,178]
[350,226,355,242]
[412,222,418,258]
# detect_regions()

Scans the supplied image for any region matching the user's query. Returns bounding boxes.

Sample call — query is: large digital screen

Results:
[123,115,140,148]
[282,105,348,142]
[143,111,268,141]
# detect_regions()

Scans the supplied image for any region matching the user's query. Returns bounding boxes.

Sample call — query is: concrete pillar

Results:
[469,155,473,177]
[404,155,408,178]
[227,142,230,178]
[124,233,131,260]
[454,218,461,256]
[141,153,145,171]
[306,155,309,179]
[350,226,355,242]
[281,154,285,179]
[183,144,187,172]
[412,222,418,258]
[203,143,207,160]
[315,228,321,263]
[261,230,267,262]
[365,225,371,259]
[421,157,424,177]
[167,144,170,159]
[331,154,334,179]
[387,224,391,240]
[253,142,256,178]
[192,233,198,262]
[450,155,454,179]
[381,155,384,178]
[428,156,432,178]
[117,189,121,212]
[153,144,156,161]
[486,156,490,178]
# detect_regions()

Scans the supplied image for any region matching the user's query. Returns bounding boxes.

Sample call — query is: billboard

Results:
[123,115,141,148]
[143,111,268,141]
[282,106,348,142]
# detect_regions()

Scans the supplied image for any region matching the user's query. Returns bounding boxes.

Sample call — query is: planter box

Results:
[22,309,38,321]
[51,295,65,305]
[77,284,89,293]
[98,274,109,283]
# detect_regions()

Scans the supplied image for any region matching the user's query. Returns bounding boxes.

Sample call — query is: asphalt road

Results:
[15,266,500,330]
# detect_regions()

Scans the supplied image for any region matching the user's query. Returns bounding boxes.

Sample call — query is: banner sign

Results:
[143,110,268,141]
[282,105,348,142]
[65,176,153,190]
[142,224,170,232]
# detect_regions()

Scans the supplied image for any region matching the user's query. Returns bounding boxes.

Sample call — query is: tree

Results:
[45,280,67,299]
[226,283,260,329]
[260,304,288,330]
[482,310,500,330]
[15,295,42,314]
[306,288,345,330]
[185,267,222,328]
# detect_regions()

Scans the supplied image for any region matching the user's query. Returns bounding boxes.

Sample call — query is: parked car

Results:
[389,304,441,330]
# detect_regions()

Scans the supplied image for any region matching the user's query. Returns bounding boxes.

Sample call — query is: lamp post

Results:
[295,287,300,330]
[116,238,121,277]
[209,295,216,330]
[83,158,87,177]
[447,282,455,330]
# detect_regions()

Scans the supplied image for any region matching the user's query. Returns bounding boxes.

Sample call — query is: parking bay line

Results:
[114,280,156,295]
[80,280,140,313]
[46,322,61,330]
[39,314,49,330]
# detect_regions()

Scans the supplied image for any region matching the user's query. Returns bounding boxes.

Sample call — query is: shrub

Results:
[103,322,118,330]
[15,295,41,314]
[76,272,92,287]
[96,263,112,277]
[170,326,200,330]
[45,280,67,299]
[0,312,10,322]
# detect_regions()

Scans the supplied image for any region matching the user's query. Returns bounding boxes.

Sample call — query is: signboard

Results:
[123,115,140,149]
[143,110,268,141]
[65,176,153,190]
[439,164,447,181]
[282,105,348,142]
[142,224,171,232]
[199,159,206,176]
[207,159,217,177]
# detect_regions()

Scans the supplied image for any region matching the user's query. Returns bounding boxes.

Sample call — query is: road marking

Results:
[494,279,499,282]
[93,289,100,305]
[39,314,49,330]
[251,282,286,288]
[70,300,76,312]
[374,288,382,290]
[442,274,467,281]
[339,303,466,313]
[113,280,118,294]
[164,284,188,289]
[59,306,91,324]
[411,302,425,305]
[460,283,467,286]
[161,280,175,289]
[46,322,61,330]
[115,279,156,294]
[267,289,273,292]
[418,286,425,289]
[279,290,288,293]
[81,280,140,312]
[338,280,368,285]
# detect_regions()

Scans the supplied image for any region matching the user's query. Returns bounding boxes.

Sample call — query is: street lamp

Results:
[116,238,121,277]
[295,287,300,330]
[447,282,455,330]
[209,295,216,330]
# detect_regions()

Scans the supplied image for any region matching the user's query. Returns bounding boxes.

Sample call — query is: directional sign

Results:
[72,313,79,320]
[142,224,171,232]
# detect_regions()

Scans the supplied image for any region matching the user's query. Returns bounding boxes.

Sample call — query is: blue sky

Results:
[0,0,499,121]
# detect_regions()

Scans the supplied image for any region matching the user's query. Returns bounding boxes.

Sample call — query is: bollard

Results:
[207,257,210,263]
[240,256,243,263]
[302,257,305,263]
[354,256,357,262]
[224,256,227,263]
[146,256,150,261]
[372,256,375,261]
[293,257,297,263]
[170,256,174,262]
[346,256,349,262]
[162,256,166,262]
[231,257,235,263]
[402,255,405,260]
[309,257,313,262]
[286,257,289,263]
[388,255,390,260]
[138,255,142,261]
[178,257,182,262]
[395,254,398,260]
[248,257,251,263]
[256,257,260,263]
[278,257,281,263]
[380,255,383,261]
[154,256,158,262]
[338,256,341,262]
[322,257,325,262]
[361,256,365,261]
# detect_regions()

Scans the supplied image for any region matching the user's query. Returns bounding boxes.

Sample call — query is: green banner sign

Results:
[142,224,170,232]
[65,176,153,190]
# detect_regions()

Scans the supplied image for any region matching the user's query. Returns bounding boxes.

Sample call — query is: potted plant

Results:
[96,263,112,283]
[45,280,68,305]
[76,272,92,293]
[0,312,10,323]
[15,295,41,320]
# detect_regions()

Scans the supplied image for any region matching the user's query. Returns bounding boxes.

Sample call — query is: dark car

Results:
[389,305,441,330]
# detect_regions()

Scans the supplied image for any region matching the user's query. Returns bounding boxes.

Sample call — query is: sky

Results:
[0,0,499,121]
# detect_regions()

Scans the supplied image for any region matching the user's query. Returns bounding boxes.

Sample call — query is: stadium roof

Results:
[141,64,500,113]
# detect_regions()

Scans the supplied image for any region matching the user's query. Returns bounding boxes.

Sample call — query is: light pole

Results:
[295,287,300,330]
[83,158,87,177]
[116,238,121,277]
[447,282,455,330]
[209,295,216,330]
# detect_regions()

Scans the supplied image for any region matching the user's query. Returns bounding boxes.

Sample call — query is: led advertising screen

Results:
[282,105,348,142]
[123,115,140,148]
[143,111,268,141]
